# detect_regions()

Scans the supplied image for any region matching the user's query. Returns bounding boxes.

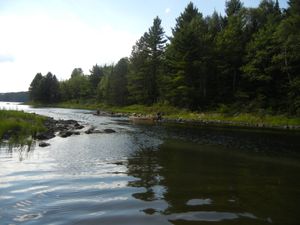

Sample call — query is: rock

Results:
[59,130,74,138]
[72,131,80,135]
[85,127,102,134]
[103,129,116,133]
[39,142,50,147]
[75,124,84,130]
[85,127,95,134]
[36,132,55,140]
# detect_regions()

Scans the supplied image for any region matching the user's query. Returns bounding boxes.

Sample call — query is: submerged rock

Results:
[85,127,102,134]
[103,129,116,133]
[39,142,50,147]
[59,130,80,138]
[75,124,84,130]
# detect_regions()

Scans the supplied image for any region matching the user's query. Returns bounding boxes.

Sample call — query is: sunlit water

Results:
[1,102,300,225]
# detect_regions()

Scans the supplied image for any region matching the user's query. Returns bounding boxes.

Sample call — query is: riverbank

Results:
[0,109,85,146]
[28,101,300,130]
[0,110,46,145]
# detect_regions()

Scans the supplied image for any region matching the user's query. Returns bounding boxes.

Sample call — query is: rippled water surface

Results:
[1,102,300,225]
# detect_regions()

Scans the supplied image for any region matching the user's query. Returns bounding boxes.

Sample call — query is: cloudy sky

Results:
[0,0,288,92]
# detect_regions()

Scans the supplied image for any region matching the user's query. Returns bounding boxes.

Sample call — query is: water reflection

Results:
[126,139,300,224]
[128,147,164,202]
[0,141,36,161]
[1,103,300,225]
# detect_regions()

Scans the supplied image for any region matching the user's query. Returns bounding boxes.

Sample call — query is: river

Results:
[1,102,300,225]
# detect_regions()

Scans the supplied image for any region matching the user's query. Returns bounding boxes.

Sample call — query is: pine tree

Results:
[241,4,282,109]
[89,64,104,93]
[215,0,245,103]
[108,58,129,106]
[127,17,166,105]
[225,0,243,17]
[29,73,43,102]
[163,2,210,109]
[274,0,300,113]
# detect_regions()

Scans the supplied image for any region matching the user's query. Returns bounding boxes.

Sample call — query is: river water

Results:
[1,102,300,225]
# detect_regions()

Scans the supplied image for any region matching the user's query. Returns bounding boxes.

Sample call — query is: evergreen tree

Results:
[97,65,114,102]
[127,17,166,105]
[29,72,60,103]
[108,58,129,106]
[225,0,243,17]
[89,64,104,93]
[274,0,300,113]
[71,68,84,78]
[29,73,43,102]
[241,2,282,109]
[164,2,210,109]
[215,0,246,103]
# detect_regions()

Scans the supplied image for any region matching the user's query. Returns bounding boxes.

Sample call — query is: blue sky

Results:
[0,0,288,92]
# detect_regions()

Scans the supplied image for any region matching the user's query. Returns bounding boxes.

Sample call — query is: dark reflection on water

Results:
[127,138,300,224]
[125,123,300,225]
[0,106,300,225]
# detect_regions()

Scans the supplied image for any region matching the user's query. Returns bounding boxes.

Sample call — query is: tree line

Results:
[0,92,29,102]
[29,0,300,115]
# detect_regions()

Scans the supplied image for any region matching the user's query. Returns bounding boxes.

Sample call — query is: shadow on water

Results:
[126,124,300,225]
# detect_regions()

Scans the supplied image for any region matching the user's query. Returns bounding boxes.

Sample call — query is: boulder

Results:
[103,128,116,133]
[75,124,84,130]
[39,142,50,147]
[59,130,74,138]
[36,132,55,140]
[85,127,102,134]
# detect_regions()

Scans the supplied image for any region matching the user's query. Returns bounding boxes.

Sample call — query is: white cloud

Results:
[165,8,171,14]
[0,13,137,92]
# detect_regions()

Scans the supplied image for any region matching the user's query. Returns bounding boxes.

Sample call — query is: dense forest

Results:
[29,0,300,115]
[0,92,29,102]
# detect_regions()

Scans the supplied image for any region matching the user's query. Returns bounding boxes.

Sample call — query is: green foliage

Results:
[71,68,84,78]
[215,6,247,102]
[29,72,60,103]
[89,64,104,93]
[107,58,129,106]
[127,17,166,105]
[27,1,300,116]
[96,65,114,102]
[0,110,46,143]
[164,2,211,109]
[225,0,243,17]
[241,3,282,109]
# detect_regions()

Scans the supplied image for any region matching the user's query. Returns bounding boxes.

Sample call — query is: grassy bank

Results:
[29,101,300,129]
[0,110,46,144]
[107,104,300,129]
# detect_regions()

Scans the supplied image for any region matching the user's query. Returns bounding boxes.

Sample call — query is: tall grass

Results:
[0,110,46,144]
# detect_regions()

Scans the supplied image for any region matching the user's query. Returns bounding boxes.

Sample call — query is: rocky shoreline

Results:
[94,110,300,131]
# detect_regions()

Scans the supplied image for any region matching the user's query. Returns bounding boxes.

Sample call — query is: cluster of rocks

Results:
[85,126,116,134]
[36,118,117,147]
[36,118,85,147]
[35,118,84,141]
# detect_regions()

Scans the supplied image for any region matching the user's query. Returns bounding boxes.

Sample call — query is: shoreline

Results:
[0,110,86,146]
[25,102,300,131]
[92,109,300,132]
